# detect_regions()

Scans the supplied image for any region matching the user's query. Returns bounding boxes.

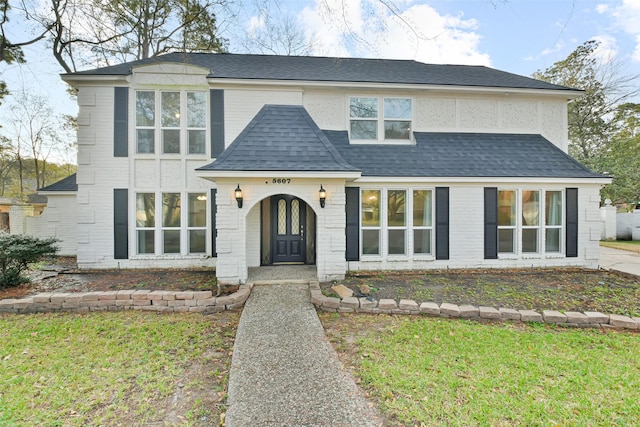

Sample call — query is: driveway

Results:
[599,246,640,276]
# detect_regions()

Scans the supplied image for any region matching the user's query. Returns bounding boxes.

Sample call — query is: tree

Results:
[0,0,52,104]
[4,92,70,196]
[599,103,640,204]
[22,0,227,73]
[532,40,640,167]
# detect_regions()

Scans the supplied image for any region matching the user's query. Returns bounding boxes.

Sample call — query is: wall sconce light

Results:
[319,185,326,208]
[235,184,243,208]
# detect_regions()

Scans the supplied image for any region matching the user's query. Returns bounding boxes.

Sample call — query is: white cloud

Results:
[600,0,640,62]
[298,0,491,66]
[591,34,619,63]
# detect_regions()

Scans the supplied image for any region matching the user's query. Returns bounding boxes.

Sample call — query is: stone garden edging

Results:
[0,286,252,315]
[1,281,639,331]
[308,281,640,331]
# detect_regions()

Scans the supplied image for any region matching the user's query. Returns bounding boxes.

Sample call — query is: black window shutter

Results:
[114,87,129,157]
[211,189,217,257]
[210,89,225,158]
[114,189,128,259]
[484,187,498,259]
[566,188,578,257]
[435,187,450,260]
[345,187,360,261]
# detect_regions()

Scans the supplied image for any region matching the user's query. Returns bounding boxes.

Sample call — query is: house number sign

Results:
[272,178,291,184]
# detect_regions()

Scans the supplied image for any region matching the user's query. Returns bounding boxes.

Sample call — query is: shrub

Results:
[0,232,59,287]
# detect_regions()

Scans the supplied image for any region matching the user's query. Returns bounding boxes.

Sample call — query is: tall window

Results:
[135,191,207,256]
[136,193,155,253]
[361,188,433,257]
[413,190,432,254]
[349,97,412,141]
[361,190,381,255]
[498,189,563,256]
[135,90,207,155]
[136,91,155,154]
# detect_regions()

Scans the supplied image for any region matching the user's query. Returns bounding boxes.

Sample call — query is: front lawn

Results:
[0,311,238,426]
[601,240,640,253]
[322,314,640,427]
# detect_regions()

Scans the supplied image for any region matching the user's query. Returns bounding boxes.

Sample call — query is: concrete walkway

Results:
[599,246,640,276]
[225,284,382,427]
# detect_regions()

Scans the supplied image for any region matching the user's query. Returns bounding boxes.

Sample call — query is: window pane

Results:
[413,190,432,227]
[350,97,377,118]
[522,229,538,253]
[137,129,155,153]
[388,190,406,226]
[188,130,206,154]
[189,230,206,253]
[384,98,412,119]
[350,120,377,139]
[388,229,405,255]
[187,92,206,128]
[291,200,300,235]
[522,191,540,226]
[498,190,516,226]
[161,92,180,127]
[163,129,180,154]
[136,193,155,227]
[163,230,180,253]
[498,229,514,253]
[384,121,411,139]
[362,190,380,226]
[137,230,155,254]
[546,191,562,226]
[362,230,380,255]
[546,228,561,252]
[162,193,181,227]
[278,199,286,235]
[136,91,155,126]
[414,229,431,254]
[188,193,206,227]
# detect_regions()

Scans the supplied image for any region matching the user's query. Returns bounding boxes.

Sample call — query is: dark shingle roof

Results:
[38,174,78,192]
[325,132,603,178]
[197,105,358,172]
[65,53,575,92]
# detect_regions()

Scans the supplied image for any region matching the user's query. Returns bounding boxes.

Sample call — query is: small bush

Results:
[0,232,59,287]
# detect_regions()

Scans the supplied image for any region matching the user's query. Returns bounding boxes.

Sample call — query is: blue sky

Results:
[2,0,640,121]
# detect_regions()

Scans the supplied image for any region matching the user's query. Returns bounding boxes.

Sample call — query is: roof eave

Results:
[196,170,362,181]
[352,176,610,184]
[207,78,583,97]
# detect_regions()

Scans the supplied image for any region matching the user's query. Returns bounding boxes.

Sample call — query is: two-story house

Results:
[58,53,609,284]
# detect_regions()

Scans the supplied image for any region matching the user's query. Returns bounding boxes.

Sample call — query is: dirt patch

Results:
[0,257,239,300]
[322,268,640,316]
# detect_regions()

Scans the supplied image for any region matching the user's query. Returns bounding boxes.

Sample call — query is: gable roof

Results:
[38,173,78,192]
[64,53,576,92]
[197,105,359,173]
[325,132,604,179]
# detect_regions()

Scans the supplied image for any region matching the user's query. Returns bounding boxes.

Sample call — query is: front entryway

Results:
[271,195,306,264]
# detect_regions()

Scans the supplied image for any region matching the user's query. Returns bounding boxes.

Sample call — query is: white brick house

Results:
[59,53,609,284]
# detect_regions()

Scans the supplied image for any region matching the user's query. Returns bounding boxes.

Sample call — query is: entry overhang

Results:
[196,170,362,182]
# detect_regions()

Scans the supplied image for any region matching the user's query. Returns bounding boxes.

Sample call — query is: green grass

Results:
[601,240,640,253]
[0,311,236,426]
[326,315,640,426]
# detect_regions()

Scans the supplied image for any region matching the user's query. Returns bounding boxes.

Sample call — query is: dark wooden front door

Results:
[271,195,306,264]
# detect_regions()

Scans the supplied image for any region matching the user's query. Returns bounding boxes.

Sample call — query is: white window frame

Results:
[134,89,209,157]
[360,187,435,259]
[134,191,208,257]
[349,96,413,143]
[498,188,565,258]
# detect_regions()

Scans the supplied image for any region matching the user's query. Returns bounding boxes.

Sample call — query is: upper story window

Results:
[135,90,207,155]
[349,97,412,141]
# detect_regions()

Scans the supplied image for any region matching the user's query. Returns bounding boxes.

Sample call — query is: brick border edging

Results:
[308,281,640,331]
[0,286,252,315]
